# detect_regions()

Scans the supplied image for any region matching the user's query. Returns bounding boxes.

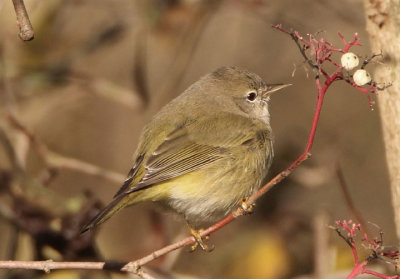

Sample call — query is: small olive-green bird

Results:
[81,66,290,250]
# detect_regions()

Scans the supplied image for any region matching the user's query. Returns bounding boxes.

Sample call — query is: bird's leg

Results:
[240,197,256,214]
[187,225,214,252]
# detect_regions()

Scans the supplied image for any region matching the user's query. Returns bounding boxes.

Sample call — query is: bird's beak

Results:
[263,83,292,96]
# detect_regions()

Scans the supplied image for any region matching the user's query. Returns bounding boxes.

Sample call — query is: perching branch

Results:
[0,260,156,279]
[0,26,392,275]
[11,0,34,41]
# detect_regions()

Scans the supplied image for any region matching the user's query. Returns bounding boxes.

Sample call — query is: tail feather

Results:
[81,193,131,233]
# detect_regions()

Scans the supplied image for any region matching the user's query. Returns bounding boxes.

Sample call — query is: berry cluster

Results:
[273,25,391,109]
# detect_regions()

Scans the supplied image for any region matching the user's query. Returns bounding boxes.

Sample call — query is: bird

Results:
[81,66,291,251]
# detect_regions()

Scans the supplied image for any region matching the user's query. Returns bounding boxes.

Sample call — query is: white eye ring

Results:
[247,92,257,101]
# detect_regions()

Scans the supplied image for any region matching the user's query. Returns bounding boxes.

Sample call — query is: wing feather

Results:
[117,114,270,195]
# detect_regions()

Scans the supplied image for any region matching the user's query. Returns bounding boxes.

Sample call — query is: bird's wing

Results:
[115,114,269,196]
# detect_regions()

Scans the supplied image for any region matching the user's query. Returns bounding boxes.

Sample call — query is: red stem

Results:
[305,88,324,152]
[304,71,337,153]
[363,269,399,279]
[351,240,360,267]
[346,260,368,279]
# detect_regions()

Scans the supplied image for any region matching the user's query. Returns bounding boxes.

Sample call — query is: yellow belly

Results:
[134,153,268,228]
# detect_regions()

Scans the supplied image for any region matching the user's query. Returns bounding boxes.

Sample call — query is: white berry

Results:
[353,69,372,86]
[341,52,359,70]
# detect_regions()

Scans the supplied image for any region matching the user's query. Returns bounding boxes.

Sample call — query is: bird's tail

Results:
[80,193,133,233]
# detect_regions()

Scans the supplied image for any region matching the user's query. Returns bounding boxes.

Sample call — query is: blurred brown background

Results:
[0,0,395,278]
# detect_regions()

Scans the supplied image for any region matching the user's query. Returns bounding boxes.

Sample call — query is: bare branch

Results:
[0,260,154,279]
[335,163,369,236]
[11,0,34,41]
[46,151,125,183]
[7,113,125,184]
[0,126,21,172]
[157,2,219,105]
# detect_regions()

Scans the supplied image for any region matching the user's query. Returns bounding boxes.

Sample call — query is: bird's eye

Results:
[247,92,257,101]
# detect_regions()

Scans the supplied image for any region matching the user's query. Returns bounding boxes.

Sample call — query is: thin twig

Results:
[0,260,150,279]
[335,220,400,279]
[335,163,369,236]
[68,72,143,110]
[7,113,125,184]
[46,151,125,183]
[0,260,115,273]
[11,0,34,41]
[132,30,150,106]
[0,126,22,172]
[158,2,218,105]
[313,212,330,278]
[360,52,383,69]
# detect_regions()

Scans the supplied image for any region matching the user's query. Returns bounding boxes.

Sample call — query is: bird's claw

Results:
[189,228,214,252]
[240,198,255,214]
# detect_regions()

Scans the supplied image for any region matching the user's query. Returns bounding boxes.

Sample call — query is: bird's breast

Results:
[163,138,272,227]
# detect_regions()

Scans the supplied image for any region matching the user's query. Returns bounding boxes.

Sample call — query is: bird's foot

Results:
[189,228,214,252]
[240,197,255,214]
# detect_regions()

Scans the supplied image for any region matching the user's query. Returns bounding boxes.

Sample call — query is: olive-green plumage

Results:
[81,66,290,233]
